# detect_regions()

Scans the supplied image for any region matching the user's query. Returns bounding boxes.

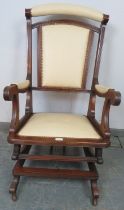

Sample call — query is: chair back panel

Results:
[37,22,93,89]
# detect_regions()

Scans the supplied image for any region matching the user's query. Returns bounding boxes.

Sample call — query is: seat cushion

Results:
[18,113,101,139]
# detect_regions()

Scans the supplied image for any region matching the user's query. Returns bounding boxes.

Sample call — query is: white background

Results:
[0,0,124,129]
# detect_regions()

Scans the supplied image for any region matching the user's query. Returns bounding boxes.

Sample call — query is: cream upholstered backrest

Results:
[29,4,108,89]
[31,3,104,22]
[38,22,93,89]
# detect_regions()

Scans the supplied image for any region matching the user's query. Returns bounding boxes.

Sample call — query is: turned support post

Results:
[95,148,103,164]
[12,145,21,160]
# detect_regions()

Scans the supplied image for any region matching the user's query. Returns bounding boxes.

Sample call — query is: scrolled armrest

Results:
[88,84,121,138]
[3,80,31,134]
[95,84,121,106]
[3,80,30,101]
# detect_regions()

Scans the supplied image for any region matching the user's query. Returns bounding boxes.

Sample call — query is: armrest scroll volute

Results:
[94,84,121,106]
[3,80,30,101]
[107,90,121,106]
[3,85,18,101]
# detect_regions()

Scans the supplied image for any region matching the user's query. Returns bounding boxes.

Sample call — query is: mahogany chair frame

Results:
[3,6,121,206]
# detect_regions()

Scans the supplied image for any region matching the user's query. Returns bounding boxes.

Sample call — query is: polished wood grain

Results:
[32,19,101,33]
[18,154,97,162]
[14,167,98,179]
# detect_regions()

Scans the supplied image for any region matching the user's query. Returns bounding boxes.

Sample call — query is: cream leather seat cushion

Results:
[18,113,100,139]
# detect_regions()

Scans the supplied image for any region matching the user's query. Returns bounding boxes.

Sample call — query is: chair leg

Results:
[83,147,99,205]
[50,146,54,154]
[63,146,66,155]
[12,144,21,160]
[91,179,99,206]
[95,148,103,164]
[9,145,31,201]
[9,176,20,201]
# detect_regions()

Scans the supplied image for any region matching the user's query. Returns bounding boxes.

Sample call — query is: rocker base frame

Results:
[9,145,100,206]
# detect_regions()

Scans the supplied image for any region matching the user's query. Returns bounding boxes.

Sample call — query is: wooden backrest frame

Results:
[25,9,109,115]
[25,9,108,91]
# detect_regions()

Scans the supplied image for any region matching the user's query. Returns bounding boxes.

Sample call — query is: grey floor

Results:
[0,123,124,210]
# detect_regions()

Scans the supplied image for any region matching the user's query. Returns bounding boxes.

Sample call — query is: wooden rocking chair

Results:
[3,3,121,205]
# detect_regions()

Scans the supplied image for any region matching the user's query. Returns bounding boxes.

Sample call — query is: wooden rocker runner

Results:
[3,3,121,206]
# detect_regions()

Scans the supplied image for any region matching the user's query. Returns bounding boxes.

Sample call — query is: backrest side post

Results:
[92,23,106,88]
[25,9,33,114]
[87,22,107,119]
[37,27,42,87]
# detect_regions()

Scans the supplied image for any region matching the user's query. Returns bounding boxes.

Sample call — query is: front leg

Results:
[12,144,21,160]
[95,148,103,164]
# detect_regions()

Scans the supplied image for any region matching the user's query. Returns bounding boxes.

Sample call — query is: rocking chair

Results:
[3,3,121,205]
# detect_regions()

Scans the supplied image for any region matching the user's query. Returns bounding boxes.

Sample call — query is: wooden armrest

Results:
[3,80,30,101]
[95,84,121,106]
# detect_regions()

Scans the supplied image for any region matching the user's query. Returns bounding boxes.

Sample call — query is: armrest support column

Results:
[4,85,19,134]
[3,80,31,134]
[88,84,121,139]
[101,90,121,135]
